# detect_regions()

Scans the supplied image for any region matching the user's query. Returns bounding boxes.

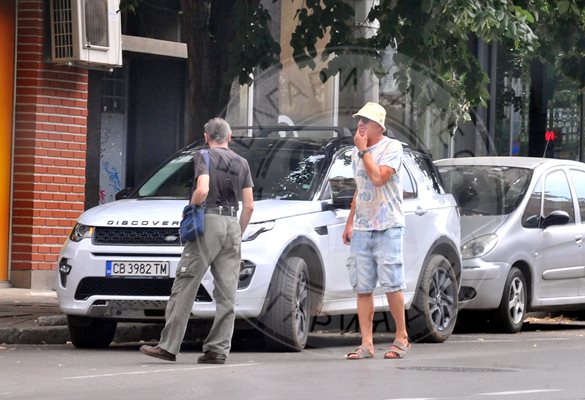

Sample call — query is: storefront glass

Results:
[379,49,453,161]
[494,45,530,157]
[546,78,582,161]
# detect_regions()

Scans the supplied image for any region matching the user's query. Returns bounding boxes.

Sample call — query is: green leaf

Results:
[513,7,535,23]
[558,1,571,15]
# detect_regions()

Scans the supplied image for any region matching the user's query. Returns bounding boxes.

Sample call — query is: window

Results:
[439,165,531,216]
[521,177,542,228]
[543,170,575,224]
[401,166,416,199]
[137,152,193,198]
[327,148,354,200]
[407,151,444,194]
[233,140,326,201]
[569,169,585,223]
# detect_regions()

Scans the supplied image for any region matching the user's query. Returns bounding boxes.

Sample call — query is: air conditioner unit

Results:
[49,0,122,69]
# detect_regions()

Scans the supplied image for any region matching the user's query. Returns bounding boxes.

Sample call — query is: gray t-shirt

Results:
[194,147,253,210]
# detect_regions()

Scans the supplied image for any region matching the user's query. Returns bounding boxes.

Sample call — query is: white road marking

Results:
[449,337,570,343]
[63,362,257,380]
[477,389,563,396]
[383,398,437,400]
[384,389,563,400]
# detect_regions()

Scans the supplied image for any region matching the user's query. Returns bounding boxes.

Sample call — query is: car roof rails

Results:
[230,125,351,138]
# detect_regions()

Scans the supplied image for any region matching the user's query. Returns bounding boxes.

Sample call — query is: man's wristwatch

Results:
[357,148,370,158]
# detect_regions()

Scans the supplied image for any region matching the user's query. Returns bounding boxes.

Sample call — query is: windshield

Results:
[438,165,532,216]
[135,138,328,201]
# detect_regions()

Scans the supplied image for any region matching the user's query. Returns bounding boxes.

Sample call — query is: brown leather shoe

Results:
[140,345,176,362]
[197,351,226,364]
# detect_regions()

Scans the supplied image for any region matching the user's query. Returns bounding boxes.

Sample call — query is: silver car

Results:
[435,157,585,333]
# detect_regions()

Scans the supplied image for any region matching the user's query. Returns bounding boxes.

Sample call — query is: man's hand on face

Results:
[354,128,368,151]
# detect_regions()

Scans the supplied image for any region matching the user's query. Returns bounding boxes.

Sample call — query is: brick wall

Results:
[12,0,88,288]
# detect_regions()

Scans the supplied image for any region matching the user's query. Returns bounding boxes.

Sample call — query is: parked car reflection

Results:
[435,156,585,332]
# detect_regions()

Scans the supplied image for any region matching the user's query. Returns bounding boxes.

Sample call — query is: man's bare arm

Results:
[239,187,254,234]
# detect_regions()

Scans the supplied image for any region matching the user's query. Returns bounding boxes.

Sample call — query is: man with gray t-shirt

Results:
[140,117,254,364]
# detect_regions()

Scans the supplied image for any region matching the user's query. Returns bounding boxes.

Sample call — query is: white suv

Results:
[56,127,461,350]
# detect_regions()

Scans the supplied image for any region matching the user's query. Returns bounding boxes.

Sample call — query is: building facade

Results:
[2,0,584,289]
[2,0,88,288]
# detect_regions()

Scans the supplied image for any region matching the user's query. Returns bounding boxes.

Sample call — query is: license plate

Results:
[106,261,170,277]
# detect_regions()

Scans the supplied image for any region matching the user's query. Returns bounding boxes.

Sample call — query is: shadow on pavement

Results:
[455,310,585,334]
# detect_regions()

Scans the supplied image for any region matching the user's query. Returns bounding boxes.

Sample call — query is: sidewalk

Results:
[0,288,162,345]
[0,288,67,344]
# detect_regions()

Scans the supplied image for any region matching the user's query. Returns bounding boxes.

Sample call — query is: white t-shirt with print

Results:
[352,136,405,231]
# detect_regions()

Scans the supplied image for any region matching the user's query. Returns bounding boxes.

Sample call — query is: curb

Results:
[0,317,165,346]
[0,325,69,345]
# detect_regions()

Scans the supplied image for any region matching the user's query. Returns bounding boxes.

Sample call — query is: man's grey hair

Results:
[204,117,231,144]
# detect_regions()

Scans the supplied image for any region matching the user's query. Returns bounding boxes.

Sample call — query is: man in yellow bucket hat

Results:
[342,102,410,360]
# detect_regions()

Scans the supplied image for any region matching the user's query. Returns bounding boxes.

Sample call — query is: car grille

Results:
[74,277,212,302]
[93,227,181,246]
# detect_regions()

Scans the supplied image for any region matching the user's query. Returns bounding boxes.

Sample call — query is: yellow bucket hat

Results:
[352,102,386,131]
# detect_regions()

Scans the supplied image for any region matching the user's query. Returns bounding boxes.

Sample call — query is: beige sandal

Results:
[384,340,410,359]
[346,345,374,360]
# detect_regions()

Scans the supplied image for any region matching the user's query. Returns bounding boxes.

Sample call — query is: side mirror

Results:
[334,196,353,209]
[542,210,570,229]
[522,214,540,229]
[115,187,134,200]
[328,177,355,210]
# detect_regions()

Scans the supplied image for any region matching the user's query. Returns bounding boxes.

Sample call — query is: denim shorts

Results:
[346,227,405,294]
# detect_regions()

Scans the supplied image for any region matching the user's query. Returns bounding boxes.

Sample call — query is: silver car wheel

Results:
[260,256,311,351]
[407,254,458,343]
[507,276,525,325]
[496,267,527,333]
[295,270,309,340]
[429,266,457,331]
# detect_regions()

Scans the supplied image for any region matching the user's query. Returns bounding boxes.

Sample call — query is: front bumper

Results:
[458,259,511,310]
[55,235,280,321]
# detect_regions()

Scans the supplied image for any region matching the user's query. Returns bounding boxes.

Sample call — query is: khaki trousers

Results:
[158,214,241,356]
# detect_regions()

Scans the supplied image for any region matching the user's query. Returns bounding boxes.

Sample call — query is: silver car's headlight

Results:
[242,221,275,242]
[461,234,498,259]
[69,223,94,242]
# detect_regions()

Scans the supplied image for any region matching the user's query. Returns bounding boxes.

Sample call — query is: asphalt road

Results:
[2,320,585,400]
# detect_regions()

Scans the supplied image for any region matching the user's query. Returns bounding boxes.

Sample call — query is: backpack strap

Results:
[191,149,210,206]
[201,149,210,170]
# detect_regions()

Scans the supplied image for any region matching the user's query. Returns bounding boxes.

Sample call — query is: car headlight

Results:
[242,221,275,242]
[461,234,498,259]
[69,223,94,242]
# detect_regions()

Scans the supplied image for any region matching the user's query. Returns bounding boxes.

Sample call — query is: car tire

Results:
[494,267,526,333]
[261,256,310,352]
[407,254,458,343]
[67,316,117,348]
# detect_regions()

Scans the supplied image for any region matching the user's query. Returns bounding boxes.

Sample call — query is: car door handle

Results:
[575,235,583,246]
[415,206,427,216]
